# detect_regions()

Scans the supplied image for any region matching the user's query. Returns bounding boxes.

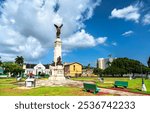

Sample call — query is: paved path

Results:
[36,79,148,96]
[100,88,146,96]
[17,79,148,96]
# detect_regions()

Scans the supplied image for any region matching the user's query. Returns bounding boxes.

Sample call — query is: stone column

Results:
[54,38,62,65]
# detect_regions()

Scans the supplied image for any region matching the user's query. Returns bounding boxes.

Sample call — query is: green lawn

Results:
[0,78,94,96]
[0,77,150,95]
[72,77,150,94]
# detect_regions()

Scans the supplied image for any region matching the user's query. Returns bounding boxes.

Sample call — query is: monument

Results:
[49,24,66,81]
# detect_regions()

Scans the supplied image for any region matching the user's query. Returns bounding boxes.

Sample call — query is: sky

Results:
[0,0,150,67]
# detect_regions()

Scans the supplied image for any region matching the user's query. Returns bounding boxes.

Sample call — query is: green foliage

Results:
[2,62,24,77]
[87,64,90,69]
[103,66,126,77]
[104,57,150,76]
[15,56,24,66]
[112,58,140,73]
[83,64,94,69]
[93,68,103,77]
[0,56,2,66]
[148,57,150,68]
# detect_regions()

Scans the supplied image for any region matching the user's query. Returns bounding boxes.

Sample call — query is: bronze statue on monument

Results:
[54,24,63,38]
[56,56,63,65]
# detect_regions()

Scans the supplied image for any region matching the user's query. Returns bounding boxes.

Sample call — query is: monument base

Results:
[49,65,66,81]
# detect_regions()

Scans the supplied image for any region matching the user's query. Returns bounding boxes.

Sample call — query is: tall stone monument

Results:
[49,24,65,81]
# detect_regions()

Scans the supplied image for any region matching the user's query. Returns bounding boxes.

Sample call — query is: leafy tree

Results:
[111,58,142,74]
[103,57,149,77]
[0,56,2,66]
[83,64,94,69]
[93,68,103,77]
[103,66,126,77]
[2,62,24,77]
[107,54,112,66]
[148,57,150,68]
[87,64,90,69]
[15,56,24,66]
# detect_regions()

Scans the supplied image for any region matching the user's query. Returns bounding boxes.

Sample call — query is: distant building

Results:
[82,69,96,77]
[97,58,116,70]
[64,62,82,77]
[23,63,50,75]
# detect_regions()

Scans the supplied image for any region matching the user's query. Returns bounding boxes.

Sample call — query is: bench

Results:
[83,83,100,94]
[114,81,128,88]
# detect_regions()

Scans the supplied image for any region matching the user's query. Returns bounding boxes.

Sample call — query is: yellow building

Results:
[64,62,82,77]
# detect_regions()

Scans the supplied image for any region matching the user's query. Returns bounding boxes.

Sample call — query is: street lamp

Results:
[141,63,147,91]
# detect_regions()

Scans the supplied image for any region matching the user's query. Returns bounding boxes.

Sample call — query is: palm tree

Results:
[148,57,150,68]
[15,56,24,66]
[107,54,112,66]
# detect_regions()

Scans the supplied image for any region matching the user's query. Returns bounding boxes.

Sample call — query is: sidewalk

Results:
[100,88,148,96]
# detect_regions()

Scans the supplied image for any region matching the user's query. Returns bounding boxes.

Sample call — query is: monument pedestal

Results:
[49,65,65,81]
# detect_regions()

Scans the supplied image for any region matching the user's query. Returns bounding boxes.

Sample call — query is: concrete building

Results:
[23,63,50,75]
[82,69,96,77]
[64,62,82,77]
[97,58,115,70]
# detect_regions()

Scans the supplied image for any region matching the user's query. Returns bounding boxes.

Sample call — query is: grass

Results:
[72,77,150,94]
[0,78,94,96]
[0,77,150,95]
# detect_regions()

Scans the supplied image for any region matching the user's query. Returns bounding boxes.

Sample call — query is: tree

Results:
[107,54,112,66]
[148,57,150,68]
[103,66,126,77]
[93,68,103,77]
[15,56,24,66]
[87,64,90,69]
[103,57,149,77]
[2,62,24,77]
[0,56,2,66]
[111,58,142,74]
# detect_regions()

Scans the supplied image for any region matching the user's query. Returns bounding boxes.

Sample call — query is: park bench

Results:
[83,83,100,94]
[114,81,128,88]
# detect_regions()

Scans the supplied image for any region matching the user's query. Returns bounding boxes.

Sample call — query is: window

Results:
[73,65,75,71]
[38,67,41,69]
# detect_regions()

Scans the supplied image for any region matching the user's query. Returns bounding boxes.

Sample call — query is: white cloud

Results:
[63,29,107,49]
[0,0,102,62]
[112,42,117,46]
[142,13,150,25]
[96,37,107,44]
[110,4,141,23]
[122,30,134,37]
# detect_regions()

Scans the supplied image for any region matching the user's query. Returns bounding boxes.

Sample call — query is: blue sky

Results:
[64,0,150,66]
[0,0,150,66]
[81,0,150,66]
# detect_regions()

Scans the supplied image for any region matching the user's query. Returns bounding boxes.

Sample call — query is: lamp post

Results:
[141,63,147,91]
